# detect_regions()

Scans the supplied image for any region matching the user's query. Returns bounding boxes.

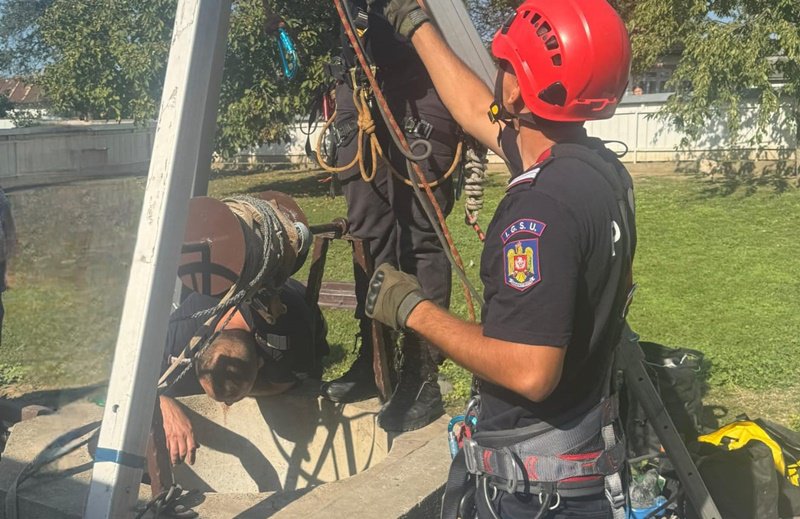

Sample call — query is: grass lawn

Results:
[3,167,799,429]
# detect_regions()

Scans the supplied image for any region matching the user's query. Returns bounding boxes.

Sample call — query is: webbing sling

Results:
[441,142,635,519]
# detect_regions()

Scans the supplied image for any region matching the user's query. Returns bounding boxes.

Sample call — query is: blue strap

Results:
[94,448,146,469]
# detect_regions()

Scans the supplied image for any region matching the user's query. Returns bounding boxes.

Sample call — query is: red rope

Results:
[465,209,486,242]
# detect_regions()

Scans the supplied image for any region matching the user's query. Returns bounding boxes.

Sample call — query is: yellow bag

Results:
[699,420,800,486]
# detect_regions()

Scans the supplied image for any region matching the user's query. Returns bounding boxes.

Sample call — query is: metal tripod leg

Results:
[304,220,395,402]
[423,0,497,89]
[85,2,232,517]
[350,238,393,402]
[618,329,721,519]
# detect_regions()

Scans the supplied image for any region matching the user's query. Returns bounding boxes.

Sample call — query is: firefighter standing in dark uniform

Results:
[320,0,467,433]
[365,0,636,517]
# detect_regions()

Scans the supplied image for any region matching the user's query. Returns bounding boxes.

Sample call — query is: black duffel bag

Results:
[621,341,705,460]
[689,439,780,519]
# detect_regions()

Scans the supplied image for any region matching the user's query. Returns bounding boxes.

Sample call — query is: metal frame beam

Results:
[84,1,232,517]
[423,0,497,89]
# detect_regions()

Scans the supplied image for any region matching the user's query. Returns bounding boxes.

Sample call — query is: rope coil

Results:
[315,70,463,188]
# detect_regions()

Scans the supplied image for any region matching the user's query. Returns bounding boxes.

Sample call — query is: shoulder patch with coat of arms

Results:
[501,219,545,292]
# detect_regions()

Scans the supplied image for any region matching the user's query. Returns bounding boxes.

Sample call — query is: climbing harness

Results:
[310,3,486,240]
[313,69,463,188]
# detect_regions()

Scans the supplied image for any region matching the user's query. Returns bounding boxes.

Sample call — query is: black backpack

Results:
[622,342,706,460]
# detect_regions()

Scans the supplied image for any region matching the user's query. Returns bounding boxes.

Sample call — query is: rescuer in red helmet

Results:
[364,1,637,517]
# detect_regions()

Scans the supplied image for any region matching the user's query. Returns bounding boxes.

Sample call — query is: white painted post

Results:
[84,1,232,518]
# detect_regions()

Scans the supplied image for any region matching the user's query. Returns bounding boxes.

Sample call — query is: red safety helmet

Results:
[491,0,631,122]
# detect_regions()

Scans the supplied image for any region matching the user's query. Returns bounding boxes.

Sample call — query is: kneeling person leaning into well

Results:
[158,278,329,466]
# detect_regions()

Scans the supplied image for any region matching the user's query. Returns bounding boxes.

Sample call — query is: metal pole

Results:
[84,2,232,518]
[423,0,497,89]
[191,5,229,198]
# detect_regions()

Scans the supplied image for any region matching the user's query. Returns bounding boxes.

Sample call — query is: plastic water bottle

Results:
[630,469,660,508]
[629,469,666,518]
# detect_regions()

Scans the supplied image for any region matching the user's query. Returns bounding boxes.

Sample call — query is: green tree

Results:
[35,0,174,121]
[628,0,799,151]
[0,0,54,75]
[0,0,338,155]
[217,0,338,154]
[0,94,12,117]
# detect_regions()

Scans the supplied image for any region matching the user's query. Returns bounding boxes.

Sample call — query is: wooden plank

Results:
[318,281,357,310]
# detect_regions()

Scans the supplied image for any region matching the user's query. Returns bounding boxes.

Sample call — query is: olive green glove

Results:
[365,264,427,330]
[368,0,430,39]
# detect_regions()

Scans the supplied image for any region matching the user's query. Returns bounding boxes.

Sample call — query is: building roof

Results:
[0,78,45,105]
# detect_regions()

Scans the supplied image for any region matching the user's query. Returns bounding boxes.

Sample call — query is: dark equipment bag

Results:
[695,417,800,518]
[622,342,705,460]
[688,439,780,519]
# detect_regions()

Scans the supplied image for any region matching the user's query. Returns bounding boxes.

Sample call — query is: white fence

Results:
[0,122,155,189]
[585,94,797,163]
[244,94,798,165]
[1,95,794,189]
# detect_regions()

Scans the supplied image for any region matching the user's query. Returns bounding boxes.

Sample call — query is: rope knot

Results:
[358,110,376,135]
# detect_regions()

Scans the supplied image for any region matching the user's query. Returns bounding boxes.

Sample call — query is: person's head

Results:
[489,0,631,131]
[632,85,644,96]
[195,329,263,405]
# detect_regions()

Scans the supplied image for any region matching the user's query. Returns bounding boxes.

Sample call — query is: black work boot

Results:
[377,335,444,432]
[322,321,379,403]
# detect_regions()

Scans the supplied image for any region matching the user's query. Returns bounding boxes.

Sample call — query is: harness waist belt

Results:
[463,397,624,494]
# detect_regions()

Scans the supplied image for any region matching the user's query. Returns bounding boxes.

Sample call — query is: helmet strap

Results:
[488,68,515,146]
[488,66,543,146]
[488,67,514,125]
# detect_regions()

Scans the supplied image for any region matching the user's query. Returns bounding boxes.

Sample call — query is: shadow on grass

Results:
[213,170,333,199]
[675,151,798,199]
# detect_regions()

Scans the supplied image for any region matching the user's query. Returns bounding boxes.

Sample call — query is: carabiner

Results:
[276,26,299,80]
[465,395,481,422]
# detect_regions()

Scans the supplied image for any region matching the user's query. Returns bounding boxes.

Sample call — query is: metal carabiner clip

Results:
[465,395,481,422]
[276,26,299,80]
[539,491,562,510]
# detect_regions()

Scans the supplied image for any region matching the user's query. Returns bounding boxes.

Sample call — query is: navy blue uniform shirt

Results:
[477,127,636,431]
